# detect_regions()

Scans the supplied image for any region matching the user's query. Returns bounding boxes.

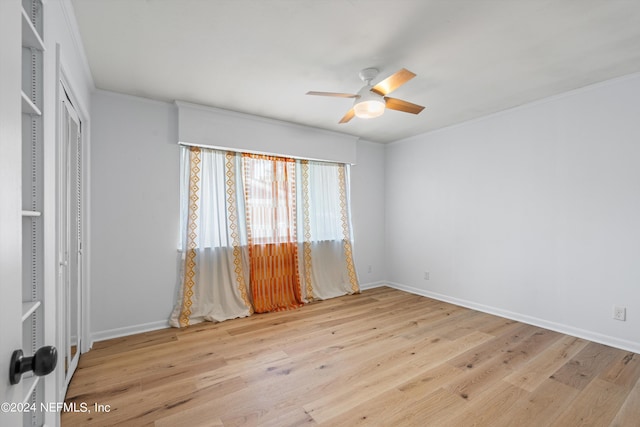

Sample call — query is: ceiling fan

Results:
[306,68,425,123]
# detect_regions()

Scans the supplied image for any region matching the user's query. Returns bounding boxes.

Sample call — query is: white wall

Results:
[385,72,640,352]
[89,92,387,340]
[90,91,180,341]
[351,140,387,286]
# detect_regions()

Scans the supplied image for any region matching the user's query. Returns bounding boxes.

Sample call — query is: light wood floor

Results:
[63,287,640,426]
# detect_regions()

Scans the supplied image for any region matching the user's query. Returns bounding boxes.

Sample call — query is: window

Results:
[170,146,359,326]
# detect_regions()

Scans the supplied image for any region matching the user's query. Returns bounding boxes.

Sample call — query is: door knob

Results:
[9,346,57,385]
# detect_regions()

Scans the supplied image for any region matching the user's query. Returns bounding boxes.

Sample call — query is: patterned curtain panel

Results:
[169,148,252,327]
[242,154,304,313]
[170,146,359,327]
[299,160,359,300]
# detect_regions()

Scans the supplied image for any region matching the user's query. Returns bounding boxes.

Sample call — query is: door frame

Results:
[55,67,90,401]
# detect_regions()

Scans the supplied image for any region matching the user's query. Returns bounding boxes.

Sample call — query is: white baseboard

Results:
[359,281,387,290]
[90,320,170,346]
[386,281,640,354]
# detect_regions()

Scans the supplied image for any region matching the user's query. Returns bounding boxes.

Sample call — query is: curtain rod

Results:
[177,141,355,165]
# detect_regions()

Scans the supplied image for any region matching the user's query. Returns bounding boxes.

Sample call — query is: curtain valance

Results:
[176,101,358,164]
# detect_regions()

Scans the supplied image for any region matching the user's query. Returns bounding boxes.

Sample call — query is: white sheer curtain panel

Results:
[169,148,252,327]
[299,160,359,301]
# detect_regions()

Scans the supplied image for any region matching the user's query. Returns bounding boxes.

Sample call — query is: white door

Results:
[1,0,27,425]
[59,91,82,391]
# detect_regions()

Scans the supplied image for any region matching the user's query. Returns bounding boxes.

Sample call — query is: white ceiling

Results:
[71,0,640,143]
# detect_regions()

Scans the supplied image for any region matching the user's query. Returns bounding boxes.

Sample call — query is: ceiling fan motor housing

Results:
[359,67,379,84]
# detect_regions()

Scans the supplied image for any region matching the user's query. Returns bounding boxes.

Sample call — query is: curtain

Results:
[169,149,252,327]
[298,160,359,300]
[170,146,359,327]
[243,154,304,313]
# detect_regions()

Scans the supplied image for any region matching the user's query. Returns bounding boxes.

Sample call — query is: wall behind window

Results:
[89,90,386,342]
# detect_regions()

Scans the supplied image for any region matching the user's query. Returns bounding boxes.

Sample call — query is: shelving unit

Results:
[21,0,45,425]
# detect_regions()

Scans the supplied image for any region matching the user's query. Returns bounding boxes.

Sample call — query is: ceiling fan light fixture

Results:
[353,90,385,119]
[306,67,423,123]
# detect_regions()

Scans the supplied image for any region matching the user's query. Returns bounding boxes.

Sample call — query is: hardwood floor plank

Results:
[62,287,640,426]
[389,387,467,426]
[600,351,640,390]
[328,386,466,427]
[446,323,538,372]
[302,331,494,423]
[235,408,317,427]
[155,407,224,427]
[551,378,628,426]
[550,342,623,390]
[504,335,589,392]
[441,380,529,426]
[492,378,580,426]
[610,377,640,427]
[279,300,459,358]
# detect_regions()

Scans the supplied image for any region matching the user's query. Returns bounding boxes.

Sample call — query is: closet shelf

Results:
[22,301,41,322]
[21,92,42,116]
[21,7,45,51]
[21,210,42,217]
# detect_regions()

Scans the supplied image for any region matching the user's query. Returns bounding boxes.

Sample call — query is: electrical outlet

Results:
[367,265,372,274]
[613,306,626,321]
[424,271,429,280]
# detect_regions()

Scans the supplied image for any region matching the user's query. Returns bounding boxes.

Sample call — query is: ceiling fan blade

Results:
[384,97,425,114]
[339,108,355,124]
[306,91,358,98]
[371,68,416,96]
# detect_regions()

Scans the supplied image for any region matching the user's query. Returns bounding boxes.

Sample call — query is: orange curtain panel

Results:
[242,154,304,312]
